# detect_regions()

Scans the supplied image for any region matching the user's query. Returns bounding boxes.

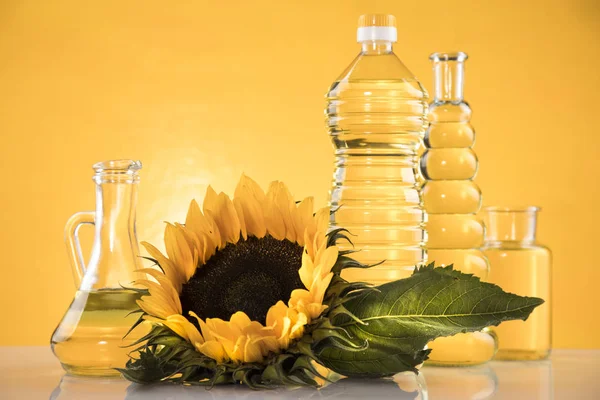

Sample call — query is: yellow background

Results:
[0,0,598,348]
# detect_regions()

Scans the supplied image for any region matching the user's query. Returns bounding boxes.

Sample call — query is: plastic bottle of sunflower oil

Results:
[420,52,497,365]
[326,14,428,284]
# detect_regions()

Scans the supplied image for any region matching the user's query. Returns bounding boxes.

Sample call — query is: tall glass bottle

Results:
[326,14,428,284]
[420,52,497,365]
[483,207,552,360]
[51,160,147,376]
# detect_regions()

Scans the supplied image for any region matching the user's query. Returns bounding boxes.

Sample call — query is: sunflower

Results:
[135,175,338,364]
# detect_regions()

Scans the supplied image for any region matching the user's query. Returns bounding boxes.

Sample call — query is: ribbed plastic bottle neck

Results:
[361,41,393,55]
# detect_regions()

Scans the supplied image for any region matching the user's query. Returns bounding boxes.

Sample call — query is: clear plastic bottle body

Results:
[420,53,496,365]
[326,39,428,284]
[483,207,552,360]
[51,160,148,376]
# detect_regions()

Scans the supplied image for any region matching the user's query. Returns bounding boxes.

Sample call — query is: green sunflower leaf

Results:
[316,262,544,378]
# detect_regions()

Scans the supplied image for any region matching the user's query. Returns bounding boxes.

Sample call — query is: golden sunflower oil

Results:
[326,14,428,284]
[420,52,497,366]
[51,289,147,376]
[483,207,552,360]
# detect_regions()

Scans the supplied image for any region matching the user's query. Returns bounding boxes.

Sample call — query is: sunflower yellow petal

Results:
[164,224,197,280]
[192,313,219,342]
[314,246,339,276]
[206,318,238,342]
[143,315,188,338]
[137,297,172,319]
[289,311,307,339]
[229,311,253,333]
[220,192,242,243]
[234,175,267,238]
[314,207,330,234]
[233,198,248,241]
[255,335,279,356]
[141,241,184,291]
[185,200,222,257]
[135,279,180,315]
[235,174,267,204]
[303,231,315,261]
[266,300,288,328]
[293,197,314,246]
[202,185,219,214]
[185,199,211,236]
[217,335,238,361]
[165,315,205,345]
[138,268,182,310]
[310,272,334,306]
[264,204,285,239]
[277,317,292,348]
[298,251,315,289]
[313,233,329,265]
[196,341,227,363]
[272,182,296,243]
[204,193,241,246]
[244,336,264,363]
[307,303,327,318]
[289,288,312,308]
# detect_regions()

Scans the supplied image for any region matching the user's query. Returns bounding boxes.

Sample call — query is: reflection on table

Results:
[48,359,556,400]
[49,371,426,400]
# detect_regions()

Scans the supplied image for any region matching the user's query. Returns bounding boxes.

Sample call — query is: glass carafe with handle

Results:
[51,159,147,376]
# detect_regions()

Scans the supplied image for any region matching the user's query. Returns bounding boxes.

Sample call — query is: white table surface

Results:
[0,347,598,399]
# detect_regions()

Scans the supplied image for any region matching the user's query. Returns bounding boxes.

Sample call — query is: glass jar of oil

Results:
[51,160,148,376]
[482,207,552,360]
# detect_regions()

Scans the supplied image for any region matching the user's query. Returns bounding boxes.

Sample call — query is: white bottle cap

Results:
[357,14,397,43]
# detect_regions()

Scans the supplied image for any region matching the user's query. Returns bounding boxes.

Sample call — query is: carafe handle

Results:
[64,211,95,287]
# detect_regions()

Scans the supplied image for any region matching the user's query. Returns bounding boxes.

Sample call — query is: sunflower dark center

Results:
[179,235,305,325]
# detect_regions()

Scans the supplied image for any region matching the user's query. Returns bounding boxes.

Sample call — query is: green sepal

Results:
[120,324,330,389]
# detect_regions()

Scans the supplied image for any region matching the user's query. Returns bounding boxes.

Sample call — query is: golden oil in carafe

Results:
[483,207,552,360]
[420,52,496,365]
[51,289,148,376]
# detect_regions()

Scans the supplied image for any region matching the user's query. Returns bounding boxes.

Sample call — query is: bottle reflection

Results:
[421,364,497,399]
[49,375,129,399]
[49,362,553,399]
[490,360,553,399]
[317,372,427,400]
[50,372,427,400]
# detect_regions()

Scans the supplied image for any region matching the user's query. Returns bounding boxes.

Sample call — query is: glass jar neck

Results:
[430,53,467,102]
[483,208,539,244]
[94,179,138,235]
[92,161,141,237]
[361,41,393,55]
[81,160,142,290]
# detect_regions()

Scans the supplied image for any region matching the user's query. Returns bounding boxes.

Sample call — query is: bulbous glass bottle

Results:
[420,52,497,365]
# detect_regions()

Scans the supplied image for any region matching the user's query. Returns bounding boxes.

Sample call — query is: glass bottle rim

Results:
[93,159,142,173]
[429,52,468,62]
[482,205,541,213]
